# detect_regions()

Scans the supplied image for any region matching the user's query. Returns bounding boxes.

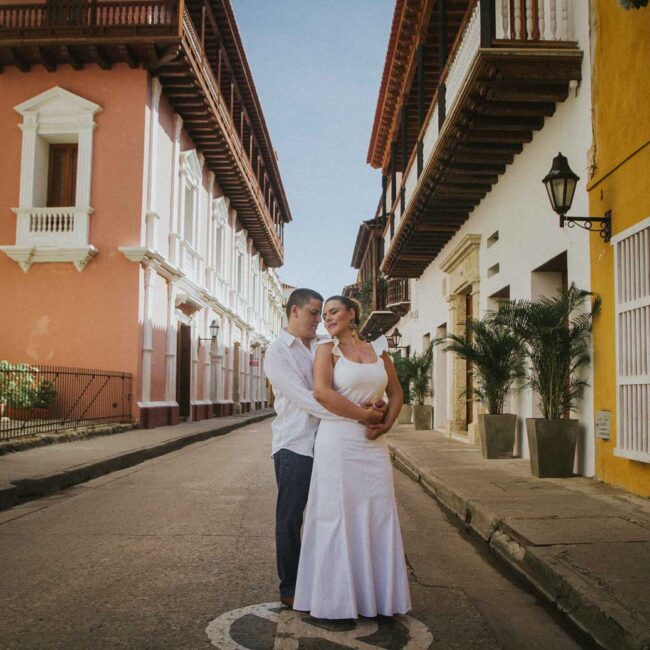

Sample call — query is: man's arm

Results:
[263,345,335,420]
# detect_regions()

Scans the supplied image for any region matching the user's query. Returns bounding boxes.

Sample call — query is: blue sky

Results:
[231,0,394,300]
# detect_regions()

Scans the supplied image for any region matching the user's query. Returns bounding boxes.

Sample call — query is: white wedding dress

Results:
[293,336,412,619]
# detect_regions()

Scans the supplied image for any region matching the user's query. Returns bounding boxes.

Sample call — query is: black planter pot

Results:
[525,418,579,478]
[478,414,517,459]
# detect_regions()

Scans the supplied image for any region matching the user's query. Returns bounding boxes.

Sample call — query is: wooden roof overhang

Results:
[367,0,421,169]
[368,0,471,171]
[381,45,582,278]
[0,0,289,267]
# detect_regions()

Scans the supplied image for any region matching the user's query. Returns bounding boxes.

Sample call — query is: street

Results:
[0,419,593,649]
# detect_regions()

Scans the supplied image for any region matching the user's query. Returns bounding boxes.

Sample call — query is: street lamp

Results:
[387,327,402,350]
[198,319,220,352]
[542,152,611,241]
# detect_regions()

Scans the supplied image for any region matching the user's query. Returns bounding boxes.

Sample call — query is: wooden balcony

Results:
[342,282,360,299]
[379,0,583,277]
[0,1,180,68]
[386,277,410,316]
[359,280,399,341]
[0,0,288,267]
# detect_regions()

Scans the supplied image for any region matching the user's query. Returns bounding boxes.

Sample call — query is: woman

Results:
[293,295,411,619]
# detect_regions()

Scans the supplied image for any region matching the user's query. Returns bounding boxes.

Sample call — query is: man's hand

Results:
[361,406,385,426]
[366,422,390,440]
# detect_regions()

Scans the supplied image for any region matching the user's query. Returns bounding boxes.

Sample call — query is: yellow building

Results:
[589,0,650,496]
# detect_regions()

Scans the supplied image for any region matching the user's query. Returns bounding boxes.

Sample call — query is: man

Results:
[263,288,385,608]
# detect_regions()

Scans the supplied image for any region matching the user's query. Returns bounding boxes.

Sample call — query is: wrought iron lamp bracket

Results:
[560,210,612,242]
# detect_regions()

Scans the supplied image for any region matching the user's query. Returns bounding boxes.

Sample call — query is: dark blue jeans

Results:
[273,448,313,598]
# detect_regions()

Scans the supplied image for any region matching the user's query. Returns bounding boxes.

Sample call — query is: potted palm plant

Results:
[407,345,433,430]
[499,285,600,477]
[434,315,525,458]
[391,351,412,424]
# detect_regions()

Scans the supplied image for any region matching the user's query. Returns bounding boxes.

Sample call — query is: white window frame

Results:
[235,230,247,297]
[212,196,229,278]
[178,149,202,280]
[0,86,102,272]
[613,216,650,463]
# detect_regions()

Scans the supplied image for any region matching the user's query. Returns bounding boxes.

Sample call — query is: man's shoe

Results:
[280,595,294,609]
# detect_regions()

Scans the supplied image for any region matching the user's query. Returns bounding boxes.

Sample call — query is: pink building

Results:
[0,0,287,427]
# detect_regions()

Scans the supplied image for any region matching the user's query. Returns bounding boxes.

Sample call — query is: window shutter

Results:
[614,218,650,463]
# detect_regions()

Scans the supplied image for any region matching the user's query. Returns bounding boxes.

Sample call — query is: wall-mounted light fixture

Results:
[387,328,403,350]
[198,319,220,353]
[542,152,611,241]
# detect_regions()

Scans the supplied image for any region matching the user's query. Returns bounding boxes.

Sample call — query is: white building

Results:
[358,0,596,475]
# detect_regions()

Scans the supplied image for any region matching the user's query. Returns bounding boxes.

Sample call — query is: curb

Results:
[0,411,273,512]
[389,443,649,650]
[0,423,136,456]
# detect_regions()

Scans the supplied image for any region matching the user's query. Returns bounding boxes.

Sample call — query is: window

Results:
[179,150,202,247]
[613,218,650,463]
[47,144,77,207]
[234,230,247,296]
[212,196,229,279]
[0,87,101,272]
[215,226,223,274]
[183,184,195,244]
[236,253,244,294]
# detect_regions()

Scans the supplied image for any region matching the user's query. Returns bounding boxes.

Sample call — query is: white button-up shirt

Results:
[264,328,338,457]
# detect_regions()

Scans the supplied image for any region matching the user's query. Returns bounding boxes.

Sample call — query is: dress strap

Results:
[317,337,341,357]
[370,335,388,357]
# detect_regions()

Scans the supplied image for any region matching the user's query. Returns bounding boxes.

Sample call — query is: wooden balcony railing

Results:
[387,278,410,307]
[0,0,177,37]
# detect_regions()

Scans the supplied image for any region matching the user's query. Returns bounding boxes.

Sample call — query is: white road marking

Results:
[206,602,434,649]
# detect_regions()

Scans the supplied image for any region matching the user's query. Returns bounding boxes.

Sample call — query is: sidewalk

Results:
[388,425,650,650]
[0,409,273,511]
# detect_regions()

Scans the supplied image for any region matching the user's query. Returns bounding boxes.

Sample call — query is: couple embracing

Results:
[263,288,411,620]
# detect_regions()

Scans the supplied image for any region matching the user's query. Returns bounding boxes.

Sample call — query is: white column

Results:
[145,78,163,250]
[165,280,177,402]
[190,314,199,402]
[169,115,183,265]
[206,172,215,291]
[141,265,155,403]
[18,115,38,208]
[203,311,212,402]
[76,118,95,208]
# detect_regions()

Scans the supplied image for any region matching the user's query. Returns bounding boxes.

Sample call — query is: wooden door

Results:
[47,144,77,207]
[176,324,191,418]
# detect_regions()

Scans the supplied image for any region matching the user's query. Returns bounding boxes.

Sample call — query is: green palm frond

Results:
[496,284,600,420]
[390,351,411,404]
[434,315,525,414]
[399,345,433,405]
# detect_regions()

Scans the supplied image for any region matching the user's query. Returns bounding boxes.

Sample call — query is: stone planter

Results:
[478,413,517,459]
[397,404,412,425]
[413,404,432,430]
[525,418,579,478]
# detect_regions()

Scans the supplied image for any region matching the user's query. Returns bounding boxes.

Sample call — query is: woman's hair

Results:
[325,295,362,326]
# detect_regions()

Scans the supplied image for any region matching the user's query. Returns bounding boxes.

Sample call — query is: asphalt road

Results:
[0,419,594,649]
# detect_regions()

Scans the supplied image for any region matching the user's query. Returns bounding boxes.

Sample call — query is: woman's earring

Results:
[349,321,357,336]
